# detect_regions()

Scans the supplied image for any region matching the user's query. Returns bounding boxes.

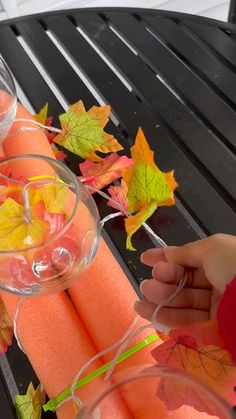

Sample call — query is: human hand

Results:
[134,234,236,328]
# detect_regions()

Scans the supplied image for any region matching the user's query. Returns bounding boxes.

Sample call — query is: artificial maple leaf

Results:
[170,320,225,348]
[108,179,129,215]
[123,128,178,250]
[34,103,48,125]
[15,382,46,419]
[0,297,13,354]
[29,182,68,214]
[54,100,123,162]
[52,145,67,161]
[79,153,133,191]
[152,328,236,415]
[0,198,49,250]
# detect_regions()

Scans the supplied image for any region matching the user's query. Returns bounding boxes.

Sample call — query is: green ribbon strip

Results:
[43,333,158,412]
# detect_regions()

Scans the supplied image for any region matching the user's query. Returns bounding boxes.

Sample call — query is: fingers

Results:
[152,261,184,284]
[140,248,166,267]
[164,241,208,267]
[140,279,212,310]
[152,261,211,289]
[134,299,209,327]
[134,299,156,322]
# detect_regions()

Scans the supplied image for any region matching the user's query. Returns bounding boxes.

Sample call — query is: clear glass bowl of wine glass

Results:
[0,154,100,295]
[0,57,17,145]
[77,365,233,419]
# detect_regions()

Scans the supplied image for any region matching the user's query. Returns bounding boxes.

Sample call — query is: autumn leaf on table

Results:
[80,153,133,191]
[35,103,57,143]
[54,100,123,161]
[108,179,129,215]
[34,103,48,125]
[52,145,67,161]
[152,322,236,415]
[0,198,49,250]
[0,296,13,354]
[15,382,46,419]
[123,128,178,250]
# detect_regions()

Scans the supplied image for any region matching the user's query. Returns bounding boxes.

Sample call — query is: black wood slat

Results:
[145,16,236,107]
[0,369,16,418]
[105,12,236,150]
[228,0,236,23]
[182,19,236,69]
[70,12,235,202]
[0,25,62,117]
[14,19,95,110]
[44,14,236,236]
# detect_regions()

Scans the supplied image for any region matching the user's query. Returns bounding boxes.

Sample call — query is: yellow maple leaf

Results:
[15,382,46,419]
[54,100,123,162]
[34,103,48,125]
[123,128,178,250]
[29,182,68,214]
[0,198,49,250]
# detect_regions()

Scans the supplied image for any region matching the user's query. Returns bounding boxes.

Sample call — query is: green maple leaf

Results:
[123,128,178,250]
[54,100,123,162]
[15,383,46,419]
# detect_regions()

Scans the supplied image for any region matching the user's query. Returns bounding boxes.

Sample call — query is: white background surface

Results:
[0,0,231,21]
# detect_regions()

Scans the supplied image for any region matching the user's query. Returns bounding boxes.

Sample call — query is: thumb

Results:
[164,240,207,268]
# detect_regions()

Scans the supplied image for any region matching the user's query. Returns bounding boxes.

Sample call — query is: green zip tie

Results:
[43,333,158,412]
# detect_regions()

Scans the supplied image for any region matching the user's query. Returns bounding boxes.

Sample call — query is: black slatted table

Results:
[0,8,235,418]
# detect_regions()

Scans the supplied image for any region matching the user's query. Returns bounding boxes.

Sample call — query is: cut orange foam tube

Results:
[2,102,130,418]
[0,291,130,419]
[69,239,159,417]
[3,102,159,417]
[3,102,55,178]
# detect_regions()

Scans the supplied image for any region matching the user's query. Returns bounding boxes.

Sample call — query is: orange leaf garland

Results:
[0,297,13,354]
[80,153,133,191]
[123,128,178,250]
[54,100,123,161]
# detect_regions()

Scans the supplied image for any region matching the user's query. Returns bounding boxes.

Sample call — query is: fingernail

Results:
[140,253,146,262]
[140,279,149,294]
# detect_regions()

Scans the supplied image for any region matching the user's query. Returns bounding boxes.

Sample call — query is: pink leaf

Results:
[79,153,133,191]
[108,179,128,215]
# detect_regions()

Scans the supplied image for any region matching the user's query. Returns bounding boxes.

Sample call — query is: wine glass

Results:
[77,365,233,419]
[0,57,17,145]
[0,155,100,295]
